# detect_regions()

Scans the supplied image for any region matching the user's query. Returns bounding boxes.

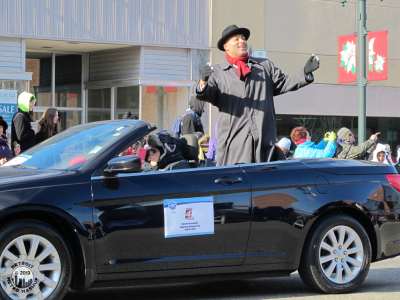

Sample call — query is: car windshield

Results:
[4,122,135,170]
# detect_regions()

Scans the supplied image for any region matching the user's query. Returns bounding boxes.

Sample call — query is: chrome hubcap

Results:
[0,234,61,300]
[319,225,364,284]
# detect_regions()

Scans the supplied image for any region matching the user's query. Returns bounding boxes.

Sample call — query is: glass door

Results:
[87,88,111,122]
[115,86,139,119]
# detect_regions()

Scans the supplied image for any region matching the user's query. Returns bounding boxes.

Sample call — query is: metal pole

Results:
[357,0,367,144]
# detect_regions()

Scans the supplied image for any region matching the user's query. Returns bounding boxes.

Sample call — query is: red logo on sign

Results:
[185,208,193,220]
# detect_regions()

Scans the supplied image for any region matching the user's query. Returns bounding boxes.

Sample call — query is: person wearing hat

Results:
[11,91,37,154]
[275,137,292,159]
[196,25,319,166]
[336,127,380,160]
[144,131,192,171]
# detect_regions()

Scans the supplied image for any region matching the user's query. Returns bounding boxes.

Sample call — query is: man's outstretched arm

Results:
[268,54,320,96]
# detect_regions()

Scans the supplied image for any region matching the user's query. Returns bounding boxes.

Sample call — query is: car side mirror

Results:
[104,155,142,176]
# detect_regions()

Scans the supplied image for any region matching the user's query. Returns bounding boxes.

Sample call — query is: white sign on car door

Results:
[163,196,214,238]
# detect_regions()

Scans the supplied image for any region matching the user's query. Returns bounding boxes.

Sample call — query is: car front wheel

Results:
[0,220,72,300]
[299,215,371,293]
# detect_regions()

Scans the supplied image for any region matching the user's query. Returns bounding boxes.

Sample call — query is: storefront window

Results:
[26,53,52,107]
[26,53,83,131]
[58,110,82,131]
[88,89,111,122]
[55,55,82,108]
[141,86,189,129]
[115,86,139,119]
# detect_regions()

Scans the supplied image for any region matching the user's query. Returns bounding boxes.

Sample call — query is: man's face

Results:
[224,34,248,57]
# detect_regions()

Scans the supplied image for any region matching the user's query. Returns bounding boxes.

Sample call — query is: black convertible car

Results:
[0,119,399,300]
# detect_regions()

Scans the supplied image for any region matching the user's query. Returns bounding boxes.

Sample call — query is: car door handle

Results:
[214,176,243,185]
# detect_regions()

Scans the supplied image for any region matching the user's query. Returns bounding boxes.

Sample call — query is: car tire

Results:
[0,220,72,300]
[298,215,371,293]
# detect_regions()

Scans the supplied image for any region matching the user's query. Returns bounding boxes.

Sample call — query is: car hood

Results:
[0,166,76,189]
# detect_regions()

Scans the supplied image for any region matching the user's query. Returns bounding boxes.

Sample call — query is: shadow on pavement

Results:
[65,267,400,300]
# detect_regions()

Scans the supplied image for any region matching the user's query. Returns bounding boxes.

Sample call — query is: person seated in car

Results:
[291,126,336,159]
[143,131,191,171]
[336,127,380,160]
[371,143,392,165]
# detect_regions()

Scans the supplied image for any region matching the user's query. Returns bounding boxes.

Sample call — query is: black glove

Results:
[304,54,320,75]
[200,64,213,81]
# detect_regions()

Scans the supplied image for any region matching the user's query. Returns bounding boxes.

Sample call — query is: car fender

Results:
[297,201,379,269]
[0,204,96,289]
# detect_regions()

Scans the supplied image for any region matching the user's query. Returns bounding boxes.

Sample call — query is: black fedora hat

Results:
[217,25,250,51]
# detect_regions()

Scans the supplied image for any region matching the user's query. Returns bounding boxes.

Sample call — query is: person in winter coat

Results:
[336,127,380,160]
[35,108,59,144]
[143,131,193,171]
[11,92,36,154]
[371,144,388,164]
[196,24,319,166]
[371,143,393,165]
[181,97,205,137]
[0,117,12,164]
[291,127,336,159]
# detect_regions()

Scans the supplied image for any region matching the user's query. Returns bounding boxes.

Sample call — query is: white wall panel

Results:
[0,0,209,49]
[0,37,31,80]
[89,47,140,82]
[0,38,24,72]
[140,47,190,82]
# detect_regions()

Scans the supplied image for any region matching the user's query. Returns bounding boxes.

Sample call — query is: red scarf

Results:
[225,53,251,79]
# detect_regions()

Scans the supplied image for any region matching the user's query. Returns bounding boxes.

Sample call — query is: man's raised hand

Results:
[304,54,320,75]
[200,64,213,82]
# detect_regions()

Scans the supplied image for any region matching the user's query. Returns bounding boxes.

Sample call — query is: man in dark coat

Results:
[11,92,36,154]
[196,25,319,166]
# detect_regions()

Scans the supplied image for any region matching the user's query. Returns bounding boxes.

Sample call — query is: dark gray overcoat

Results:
[196,57,312,166]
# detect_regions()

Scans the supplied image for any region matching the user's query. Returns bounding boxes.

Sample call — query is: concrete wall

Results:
[210,0,265,64]
[264,0,400,87]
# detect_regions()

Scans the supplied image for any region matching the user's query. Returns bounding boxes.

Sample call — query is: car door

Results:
[242,160,329,266]
[91,164,252,275]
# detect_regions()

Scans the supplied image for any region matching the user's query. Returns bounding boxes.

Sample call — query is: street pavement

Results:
[66,256,400,300]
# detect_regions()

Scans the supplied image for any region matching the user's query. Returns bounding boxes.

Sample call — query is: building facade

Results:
[210,0,400,147]
[0,0,209,131]
[1,0,399,150]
